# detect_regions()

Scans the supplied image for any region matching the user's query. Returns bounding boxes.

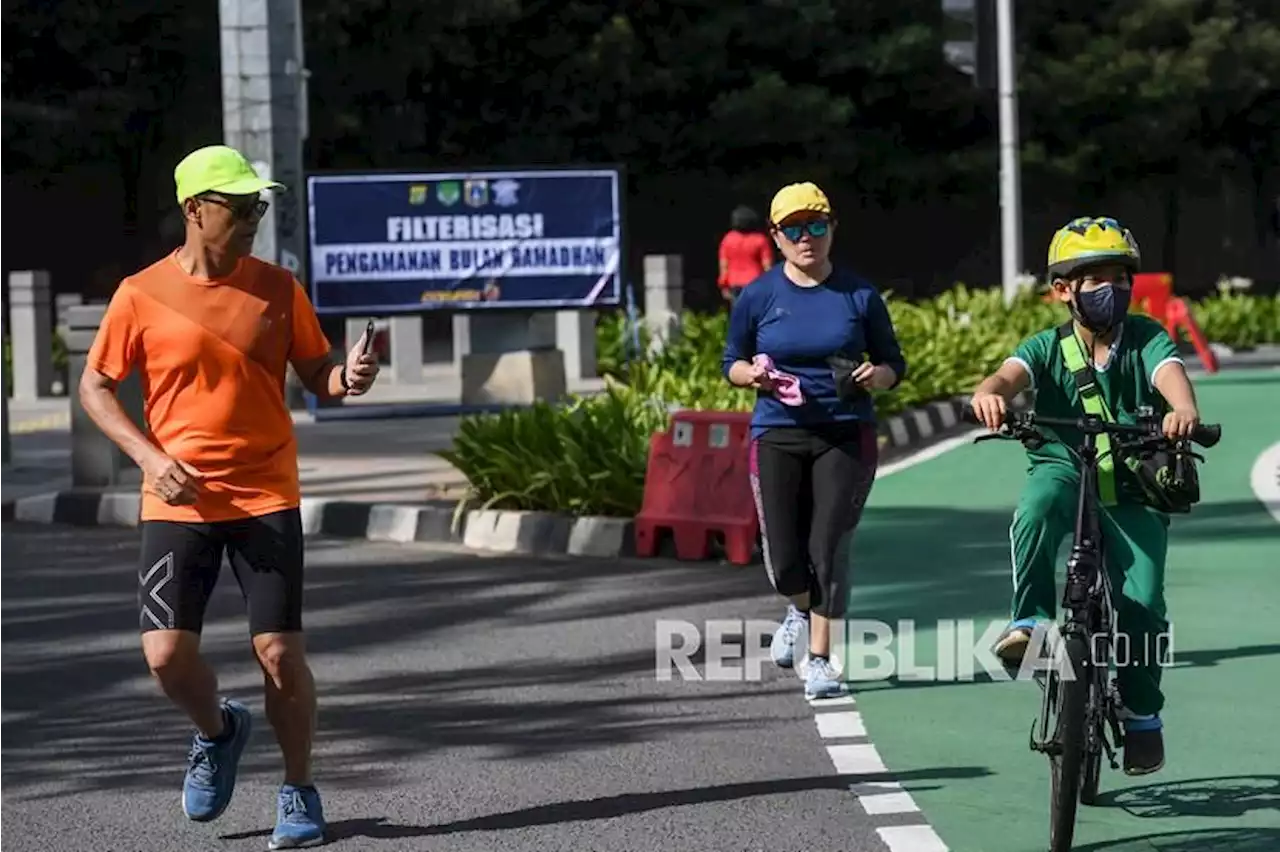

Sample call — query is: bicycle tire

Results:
[1079,678,1103,805]
[1049,632,1090,852]
[1080,737,1102,804]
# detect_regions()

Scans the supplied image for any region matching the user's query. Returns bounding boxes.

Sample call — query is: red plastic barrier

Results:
[633,410,759,565]
[1132,272,1219,373]
[1132,273,1175,329]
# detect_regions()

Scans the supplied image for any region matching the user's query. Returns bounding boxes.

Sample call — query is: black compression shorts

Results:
[136,508,305,636]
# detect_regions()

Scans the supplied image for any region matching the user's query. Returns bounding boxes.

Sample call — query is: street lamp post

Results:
[996,0,1023,306]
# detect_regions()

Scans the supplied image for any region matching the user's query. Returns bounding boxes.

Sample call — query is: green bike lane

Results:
[842,368,1280,852]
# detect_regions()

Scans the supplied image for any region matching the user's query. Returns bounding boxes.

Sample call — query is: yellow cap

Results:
[769,182,832,224]
[174,145,284,203]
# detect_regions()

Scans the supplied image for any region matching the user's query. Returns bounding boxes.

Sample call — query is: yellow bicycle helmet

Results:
[1046,216,1141,280]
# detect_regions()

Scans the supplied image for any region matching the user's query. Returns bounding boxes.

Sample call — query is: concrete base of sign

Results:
[460,350,567,406]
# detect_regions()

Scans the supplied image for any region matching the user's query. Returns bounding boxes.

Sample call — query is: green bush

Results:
[437,380,670,516]
[444,285,1280,517]
[1193,285,1280,349]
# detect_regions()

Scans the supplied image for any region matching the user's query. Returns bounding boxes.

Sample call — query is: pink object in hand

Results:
[752,354,804,406]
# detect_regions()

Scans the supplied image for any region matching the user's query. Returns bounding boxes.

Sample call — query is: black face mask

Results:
[1073,284,1131,333]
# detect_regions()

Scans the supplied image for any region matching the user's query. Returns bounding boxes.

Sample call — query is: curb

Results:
[1,490,637,560]
[1,394,1007,558]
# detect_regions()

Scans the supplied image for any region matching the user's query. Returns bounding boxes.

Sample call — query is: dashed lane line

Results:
[806,694,951,851]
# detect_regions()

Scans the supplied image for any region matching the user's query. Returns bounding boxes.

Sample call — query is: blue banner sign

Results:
[306,168,623,313]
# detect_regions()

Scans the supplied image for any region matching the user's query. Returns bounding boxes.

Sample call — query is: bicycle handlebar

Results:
[963,405,1222,449]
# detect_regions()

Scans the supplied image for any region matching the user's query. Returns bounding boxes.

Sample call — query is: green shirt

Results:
[1006,315,1183,503]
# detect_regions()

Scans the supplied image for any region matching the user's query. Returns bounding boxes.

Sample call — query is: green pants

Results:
[1010,463,1171,716]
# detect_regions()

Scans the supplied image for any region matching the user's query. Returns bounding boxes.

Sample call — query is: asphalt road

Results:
[1,523,913,852]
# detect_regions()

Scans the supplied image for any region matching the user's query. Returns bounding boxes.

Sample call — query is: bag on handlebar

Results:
[1056,322,1201,514]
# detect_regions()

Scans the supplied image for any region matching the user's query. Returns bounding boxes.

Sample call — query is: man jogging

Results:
[79,144,379,848]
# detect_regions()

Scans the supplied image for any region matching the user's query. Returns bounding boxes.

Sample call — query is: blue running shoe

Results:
[804,656,847,700]
[268,784,326,849]
[993,617,1045,666]
[183,698,252,822]
[770,604,809,668]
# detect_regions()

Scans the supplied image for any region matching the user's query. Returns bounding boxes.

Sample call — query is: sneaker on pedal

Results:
[804,656,847,700]
[992,617,1042,666]
[269,784,326,849]
[770,604,809,668]
[182,698,252,822]
[1122,714,1164,776]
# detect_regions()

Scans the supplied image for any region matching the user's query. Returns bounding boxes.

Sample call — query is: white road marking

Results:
[877,429,984,480]
[1249,440,1280,525]
[826,743,887,775]
[815,711,866,739]
[877,824,950,852]
[858,789,921,815]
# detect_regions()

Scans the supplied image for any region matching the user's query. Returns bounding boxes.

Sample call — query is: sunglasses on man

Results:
[199,193,270,220]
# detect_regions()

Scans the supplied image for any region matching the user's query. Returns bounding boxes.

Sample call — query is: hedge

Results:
[440,284,1279,517]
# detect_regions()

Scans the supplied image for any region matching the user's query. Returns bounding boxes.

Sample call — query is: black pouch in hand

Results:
[1122,444,1202,514]
[827,354,868,404]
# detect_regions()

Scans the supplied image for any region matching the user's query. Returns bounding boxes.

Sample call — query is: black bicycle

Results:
[967,406,1220,852]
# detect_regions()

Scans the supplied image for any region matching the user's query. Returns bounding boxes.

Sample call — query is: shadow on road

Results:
[1072,826,1280,852]
[220,765,992,841]
[1,523,780,799]
[1093,774,1280,820]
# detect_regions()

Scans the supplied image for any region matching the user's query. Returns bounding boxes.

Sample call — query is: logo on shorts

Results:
[140,551,176,630]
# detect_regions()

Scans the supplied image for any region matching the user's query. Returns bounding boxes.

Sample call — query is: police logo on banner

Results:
[463,179,489,208]
[436,181,460,206]
[492,179,520,207]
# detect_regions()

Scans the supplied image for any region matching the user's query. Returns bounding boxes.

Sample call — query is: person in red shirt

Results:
[718,205,774,304]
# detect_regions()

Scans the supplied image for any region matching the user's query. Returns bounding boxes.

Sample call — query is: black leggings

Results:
[749,422,879,617]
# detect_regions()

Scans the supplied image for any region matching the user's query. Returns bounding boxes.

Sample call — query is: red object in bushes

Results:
[1132,273,1218,373]
[634,410,758,565]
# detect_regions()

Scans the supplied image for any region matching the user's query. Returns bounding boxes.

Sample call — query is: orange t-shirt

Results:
[718,230,773,288]
[87,252,333,523]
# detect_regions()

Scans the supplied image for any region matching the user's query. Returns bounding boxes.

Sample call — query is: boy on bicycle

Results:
[969,216,1203,776]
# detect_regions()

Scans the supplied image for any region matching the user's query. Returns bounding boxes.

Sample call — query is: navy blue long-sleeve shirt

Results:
[721,265,908,438]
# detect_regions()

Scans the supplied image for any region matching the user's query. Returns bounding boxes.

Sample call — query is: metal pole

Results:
[996,0,1023,306]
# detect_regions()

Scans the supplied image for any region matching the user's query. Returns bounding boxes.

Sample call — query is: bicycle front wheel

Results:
[1079,668,1104,805]
[1049,632,1090,852]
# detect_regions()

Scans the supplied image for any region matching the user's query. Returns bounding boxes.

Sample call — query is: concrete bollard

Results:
[643,255,684,356]
[55,293,84,335]
[65,304,146,487]
[556,310,598,388]
[8,270,55,400]
[1,308,10,465]
[346,315,426,385]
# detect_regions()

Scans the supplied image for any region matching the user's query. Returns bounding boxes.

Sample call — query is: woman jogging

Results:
[721,182,907,699]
